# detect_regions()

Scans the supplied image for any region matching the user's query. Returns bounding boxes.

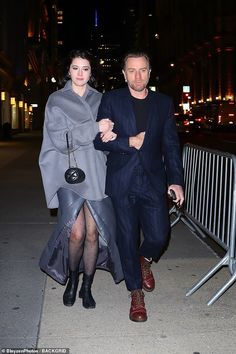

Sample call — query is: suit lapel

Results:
[145,92,159,134]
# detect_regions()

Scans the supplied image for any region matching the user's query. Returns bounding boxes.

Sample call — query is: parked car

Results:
[174,113,194,133]
[193,115,216,130]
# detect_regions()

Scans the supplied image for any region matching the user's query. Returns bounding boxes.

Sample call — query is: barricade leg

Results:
[170,215,181,227]
[169,205,181,227]
[186,253,229,297]
[170,207,196,232]
[180,215,202,234]
[207,271,236,305]
[169,205,176,215]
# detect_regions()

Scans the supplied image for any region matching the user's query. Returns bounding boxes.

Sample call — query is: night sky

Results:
[60,0,125,52]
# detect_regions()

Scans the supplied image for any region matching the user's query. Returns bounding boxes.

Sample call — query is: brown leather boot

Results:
[140,256,155,292]
[129,289,147,322]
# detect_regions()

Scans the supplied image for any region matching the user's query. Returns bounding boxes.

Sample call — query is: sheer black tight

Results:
[68,202,98,275]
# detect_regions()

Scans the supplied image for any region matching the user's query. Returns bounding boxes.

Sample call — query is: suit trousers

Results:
[111,164,170,291]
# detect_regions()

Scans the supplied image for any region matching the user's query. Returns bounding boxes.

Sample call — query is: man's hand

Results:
[168,185,184,206]
[129,132,145,150]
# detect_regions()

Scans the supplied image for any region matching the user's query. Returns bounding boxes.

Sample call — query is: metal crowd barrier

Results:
[170,143,236,305]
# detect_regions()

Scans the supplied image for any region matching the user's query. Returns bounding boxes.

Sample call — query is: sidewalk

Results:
[1,132,236,354]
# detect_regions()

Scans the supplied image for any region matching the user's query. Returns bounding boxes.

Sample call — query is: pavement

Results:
[0,132,236,354]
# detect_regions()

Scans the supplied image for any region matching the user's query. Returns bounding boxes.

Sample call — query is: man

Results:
[94,50,184,322]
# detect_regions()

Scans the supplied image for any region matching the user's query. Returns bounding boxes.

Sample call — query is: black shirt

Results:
[131,93,150,133]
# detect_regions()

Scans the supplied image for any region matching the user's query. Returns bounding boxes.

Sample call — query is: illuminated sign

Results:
[183,86,190,93]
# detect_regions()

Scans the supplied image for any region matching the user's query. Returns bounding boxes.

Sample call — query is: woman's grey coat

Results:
[38,80,123,284]
[39,81,107,209]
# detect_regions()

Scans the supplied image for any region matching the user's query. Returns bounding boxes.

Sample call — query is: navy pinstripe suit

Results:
[94,87,184,291]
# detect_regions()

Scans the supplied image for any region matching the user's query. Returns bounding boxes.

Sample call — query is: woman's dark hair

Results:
[59,49,97,87]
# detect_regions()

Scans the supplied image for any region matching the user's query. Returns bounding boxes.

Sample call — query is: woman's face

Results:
[69,57,91,87]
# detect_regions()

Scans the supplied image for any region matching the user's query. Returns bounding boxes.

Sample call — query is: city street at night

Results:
[0,132,236,353]
[1,0,236,353]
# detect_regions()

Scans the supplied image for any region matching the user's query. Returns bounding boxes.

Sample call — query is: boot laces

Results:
[130,290,145,307]
[142,259,152,277]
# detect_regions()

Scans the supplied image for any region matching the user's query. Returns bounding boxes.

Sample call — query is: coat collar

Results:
[62,80,99,97]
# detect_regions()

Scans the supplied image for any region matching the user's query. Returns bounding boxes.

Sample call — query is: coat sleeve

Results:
[161,100,184,187]
[44,95,100,153]
[94,133,136,154]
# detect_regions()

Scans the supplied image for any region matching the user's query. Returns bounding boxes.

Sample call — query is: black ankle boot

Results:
[63,270,79,306]
[79,274,96,309]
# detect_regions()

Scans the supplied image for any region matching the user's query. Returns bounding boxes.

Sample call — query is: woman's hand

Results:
[101,131,117,143]
[98,118,114,134]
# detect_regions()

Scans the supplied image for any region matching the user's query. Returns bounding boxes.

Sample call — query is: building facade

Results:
[155,0,236,123]
[0,0,60,136]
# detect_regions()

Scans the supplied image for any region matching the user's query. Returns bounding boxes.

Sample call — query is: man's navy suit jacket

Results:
[94,87,184,198]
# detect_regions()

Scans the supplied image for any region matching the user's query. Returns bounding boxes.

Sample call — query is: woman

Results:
[38,49,123,309]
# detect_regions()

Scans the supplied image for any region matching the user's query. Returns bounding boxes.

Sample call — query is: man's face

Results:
[122,56,150,93]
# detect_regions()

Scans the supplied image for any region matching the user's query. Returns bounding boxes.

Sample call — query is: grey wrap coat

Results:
[39,81,107,208]
[38,81,123,284]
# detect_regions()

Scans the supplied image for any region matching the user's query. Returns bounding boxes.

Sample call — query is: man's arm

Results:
[94,92,142,153]
[94,130,145,152]
[94,132,135,153]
